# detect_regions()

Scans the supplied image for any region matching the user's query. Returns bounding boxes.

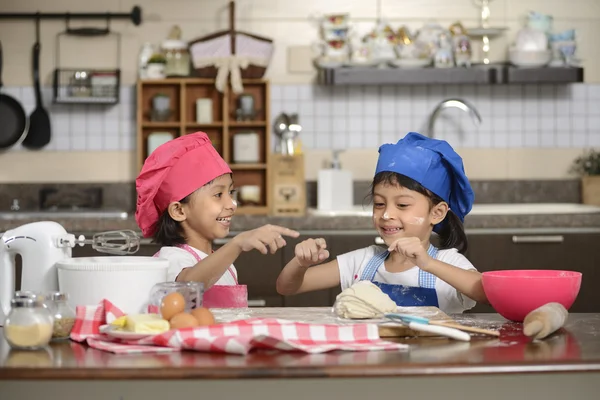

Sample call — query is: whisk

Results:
[333,293,472,341]
[58,230,140,255]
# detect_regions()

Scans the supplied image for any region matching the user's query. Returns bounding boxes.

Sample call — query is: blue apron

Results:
[359,244,440,307]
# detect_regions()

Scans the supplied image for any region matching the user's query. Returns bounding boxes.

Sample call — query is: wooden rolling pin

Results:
[523,303,569,340]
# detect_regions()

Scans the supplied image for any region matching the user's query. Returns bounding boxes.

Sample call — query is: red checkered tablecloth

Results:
[70,300,408,355]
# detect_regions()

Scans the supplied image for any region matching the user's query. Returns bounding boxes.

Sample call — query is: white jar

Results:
[162,40,190,76]
[4,298,54,350]
[196,99,213,123]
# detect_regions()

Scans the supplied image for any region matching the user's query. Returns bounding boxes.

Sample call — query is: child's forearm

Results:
[276,257,309,295]
[426,260,488,304]
[176,240,242,287]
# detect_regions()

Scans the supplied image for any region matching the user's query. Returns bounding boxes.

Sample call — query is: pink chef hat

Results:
[135,132,232,237]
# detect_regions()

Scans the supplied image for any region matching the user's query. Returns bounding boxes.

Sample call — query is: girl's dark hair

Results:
[368,171,468,253]
[152,193,193,246]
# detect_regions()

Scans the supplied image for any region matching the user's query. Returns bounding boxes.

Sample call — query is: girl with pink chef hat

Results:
[135,132,299,308]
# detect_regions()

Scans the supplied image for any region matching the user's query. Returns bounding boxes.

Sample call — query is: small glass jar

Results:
[46,292,76,340]
[4,298,54,350]
[148,281,204,314]
[162,40,190,76]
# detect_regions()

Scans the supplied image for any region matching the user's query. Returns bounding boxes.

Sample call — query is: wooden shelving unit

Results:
[136,78,271,215]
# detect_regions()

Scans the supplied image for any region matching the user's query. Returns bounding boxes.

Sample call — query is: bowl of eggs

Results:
[160,292,216,328]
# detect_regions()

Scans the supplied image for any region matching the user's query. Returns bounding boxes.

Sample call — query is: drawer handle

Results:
[248,299,266,307]
[374,237,385,245]
[512,235,564,244]
[213,238,231,245]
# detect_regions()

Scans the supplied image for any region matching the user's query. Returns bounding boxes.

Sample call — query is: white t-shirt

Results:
[156,246,238,285]
[337,245,477,314]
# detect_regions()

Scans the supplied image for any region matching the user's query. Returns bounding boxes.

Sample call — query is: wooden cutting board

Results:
[211,306,454,338]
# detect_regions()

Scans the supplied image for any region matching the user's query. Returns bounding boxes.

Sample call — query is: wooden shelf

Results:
[229,121,267,127]
[230,163,267,170]
[139,78,215,84]
[137,78,271,215]
[142,122,181,128]
[186,123,224,128]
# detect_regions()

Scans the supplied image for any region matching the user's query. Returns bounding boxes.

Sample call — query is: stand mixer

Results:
[0,221,140,325]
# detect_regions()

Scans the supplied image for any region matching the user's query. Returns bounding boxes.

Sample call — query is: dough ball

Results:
[334,281,397,319]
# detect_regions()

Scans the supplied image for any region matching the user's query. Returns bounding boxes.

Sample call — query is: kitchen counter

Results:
[1,203,600,234]
[1,313,599,399]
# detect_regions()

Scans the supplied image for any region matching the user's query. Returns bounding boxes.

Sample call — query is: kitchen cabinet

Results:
[465,232,600,314]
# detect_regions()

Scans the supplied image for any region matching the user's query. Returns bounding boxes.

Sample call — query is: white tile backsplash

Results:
[273,83,600,149]
[5,83,600,152]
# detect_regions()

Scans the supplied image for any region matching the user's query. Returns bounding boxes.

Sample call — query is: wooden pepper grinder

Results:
[523,302,569,340]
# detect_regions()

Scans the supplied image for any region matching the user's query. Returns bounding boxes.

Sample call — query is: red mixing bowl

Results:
[481,270,582,322]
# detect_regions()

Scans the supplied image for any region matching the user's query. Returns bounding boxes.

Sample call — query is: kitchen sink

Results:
[0,210,129,220]
[308,203,600,217]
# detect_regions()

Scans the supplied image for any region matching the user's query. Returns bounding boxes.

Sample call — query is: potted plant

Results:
[571,149,600,205]
[146,53,166,79]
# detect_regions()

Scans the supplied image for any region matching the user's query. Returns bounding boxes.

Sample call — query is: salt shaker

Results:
[4,298,54,350]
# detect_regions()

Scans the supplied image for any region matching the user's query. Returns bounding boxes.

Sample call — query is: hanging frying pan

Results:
[0,41,29,150]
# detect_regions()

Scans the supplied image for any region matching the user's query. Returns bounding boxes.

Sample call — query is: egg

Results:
[169,312,200,330]
[160,292,186,320]
[190,307,216,326]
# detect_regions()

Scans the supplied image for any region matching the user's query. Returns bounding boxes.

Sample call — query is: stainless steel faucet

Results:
[427,98,482,138]
[10,199,20,211]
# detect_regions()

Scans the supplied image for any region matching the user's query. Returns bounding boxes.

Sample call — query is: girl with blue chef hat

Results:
[276,132,487,314]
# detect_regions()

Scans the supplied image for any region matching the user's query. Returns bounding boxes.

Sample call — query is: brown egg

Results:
[169,312,200,330]
[160,292,186,320]
[190,307,216,326]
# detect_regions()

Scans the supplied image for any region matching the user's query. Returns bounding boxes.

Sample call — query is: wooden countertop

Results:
[1,313,599,380]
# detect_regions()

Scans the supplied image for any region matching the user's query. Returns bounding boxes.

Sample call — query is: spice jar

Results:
[46,292,76,340]
[3,298,53,350]
[161,40,190,76]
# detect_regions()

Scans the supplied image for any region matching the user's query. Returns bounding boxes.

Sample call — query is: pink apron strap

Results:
[177,244,238,284]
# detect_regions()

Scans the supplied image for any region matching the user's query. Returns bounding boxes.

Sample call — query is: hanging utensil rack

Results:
[53,18,122,105]
[0,6,142,25]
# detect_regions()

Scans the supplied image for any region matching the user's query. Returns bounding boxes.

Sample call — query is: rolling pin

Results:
[523,302,569,340]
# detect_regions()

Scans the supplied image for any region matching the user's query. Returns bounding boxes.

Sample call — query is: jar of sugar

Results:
[3,298,54,350]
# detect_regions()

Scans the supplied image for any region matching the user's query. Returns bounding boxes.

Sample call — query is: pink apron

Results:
[154,244,248,308]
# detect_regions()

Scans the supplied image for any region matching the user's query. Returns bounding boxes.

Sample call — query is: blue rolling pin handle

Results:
[384,313,431,324]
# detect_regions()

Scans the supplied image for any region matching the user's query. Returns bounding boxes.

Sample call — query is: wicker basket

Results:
[188,2,273,80]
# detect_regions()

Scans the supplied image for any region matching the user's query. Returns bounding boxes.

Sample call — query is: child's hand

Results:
[387,237,432,270]
[233,224,299,255]
[295,238,330,268]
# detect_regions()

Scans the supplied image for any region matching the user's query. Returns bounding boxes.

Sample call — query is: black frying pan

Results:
[0,41,28,149]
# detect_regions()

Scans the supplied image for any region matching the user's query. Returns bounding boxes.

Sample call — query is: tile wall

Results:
[3,83,600,152]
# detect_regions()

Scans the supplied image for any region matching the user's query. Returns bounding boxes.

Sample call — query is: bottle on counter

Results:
[46,292,76,340]
[139,42,156,79]
[3,298,54,350]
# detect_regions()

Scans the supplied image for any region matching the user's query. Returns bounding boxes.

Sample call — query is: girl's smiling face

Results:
[372,181,447,246]
[169,174,237,242]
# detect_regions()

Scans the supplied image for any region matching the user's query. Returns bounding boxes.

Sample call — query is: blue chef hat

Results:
[375,132,474,227]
